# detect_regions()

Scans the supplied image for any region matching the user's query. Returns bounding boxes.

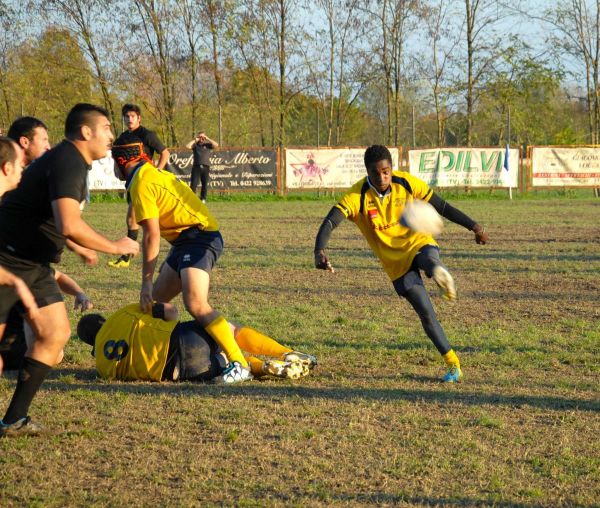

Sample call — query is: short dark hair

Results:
[77,313,106,347]
[0,136,18,168]
[65,103,110,140]
[7,116,48,143]
[364,145,393,168]
[122,103,141,116]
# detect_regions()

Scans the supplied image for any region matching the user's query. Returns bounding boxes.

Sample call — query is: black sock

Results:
[116,230,139,262]
[3,357,52,424]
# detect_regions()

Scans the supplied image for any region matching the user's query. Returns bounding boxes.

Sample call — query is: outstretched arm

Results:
[314,206,345,272]
[428,193,489,244]
[54,269,93,312]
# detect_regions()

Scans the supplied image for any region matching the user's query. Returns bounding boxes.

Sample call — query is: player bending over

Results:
[110,141,254,384]
[76,303,317,383]
[314,145,488,382]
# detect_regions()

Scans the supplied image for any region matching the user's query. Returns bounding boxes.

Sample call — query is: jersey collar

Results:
[367,176,391,200]
[125,161,147,190]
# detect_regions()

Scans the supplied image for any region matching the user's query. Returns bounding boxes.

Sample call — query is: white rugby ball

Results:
[401,200,444,236]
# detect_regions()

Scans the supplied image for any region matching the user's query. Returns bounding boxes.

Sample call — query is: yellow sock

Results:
[246,356,264,377]
[235,327,291,358]
[443,349,460,368]
[205,316,248,367]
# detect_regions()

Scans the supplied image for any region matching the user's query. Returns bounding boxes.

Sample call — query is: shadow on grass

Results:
[40,367,600,413]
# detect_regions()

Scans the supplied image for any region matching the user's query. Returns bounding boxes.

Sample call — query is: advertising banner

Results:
[285,148,400,189]
[531,147,600,187]
[168,149,278,191]
[408,147,519,188]
[89,151,123,190]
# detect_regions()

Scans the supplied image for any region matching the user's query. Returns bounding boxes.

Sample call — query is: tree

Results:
[544,0,600,143]
[45,0,118,130]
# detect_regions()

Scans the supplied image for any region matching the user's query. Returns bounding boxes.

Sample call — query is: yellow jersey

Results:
[128,162,218,243]
[335,171,438,281]
[95,304,178,381]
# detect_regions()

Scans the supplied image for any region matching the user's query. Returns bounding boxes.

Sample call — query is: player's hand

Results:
[74,292,93,312]
[140,280,153,314]
[472,223,489,245]
[115,237,140,257]
[314,250,335,273]
[78,247,98,266]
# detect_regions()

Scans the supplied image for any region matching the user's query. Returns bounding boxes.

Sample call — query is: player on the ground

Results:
[76,303,316,383]
[314,145,489,382]
[110,141,253,384]
[7,116,51,165]
[109,104,170,268]
[0,137,39,375]
[0,103,139,437]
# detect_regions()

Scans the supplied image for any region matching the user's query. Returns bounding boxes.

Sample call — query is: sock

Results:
[443,349,460,369]
[3,357,52,424]
[205,316,248,367]
[235,327,291,358]
[246,356,264,377]
[117,229,139,262]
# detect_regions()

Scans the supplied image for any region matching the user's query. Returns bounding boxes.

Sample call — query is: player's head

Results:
[364,145,393,193]
[122,103,142,131]
[77,313,106,347]
[7,116,50,165]
[0,137,26,194]
[111,141,151,176]
[65,103,114,161]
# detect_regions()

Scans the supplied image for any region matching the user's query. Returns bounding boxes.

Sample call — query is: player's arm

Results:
[54,269,93,311]
[428,193,489,244]
[65,238,98,266]
[52,197,140,255]
[139,217,161,313]
[156,148,170,170]
[314,206,346,271]
[0,266,39,318]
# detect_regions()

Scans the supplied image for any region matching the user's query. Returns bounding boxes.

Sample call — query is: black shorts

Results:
[0,251,63,324]
[392,245,440,297]
[165,228,223,275]
[167,321,225,381]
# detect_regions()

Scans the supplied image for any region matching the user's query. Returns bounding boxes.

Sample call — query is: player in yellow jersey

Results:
[110,141,253,383]
[76,303,317,382]
[314,145,489,382]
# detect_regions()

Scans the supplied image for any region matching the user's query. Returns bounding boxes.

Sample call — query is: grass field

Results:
[1,197,599,507]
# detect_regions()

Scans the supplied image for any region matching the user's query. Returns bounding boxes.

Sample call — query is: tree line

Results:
[0,0,597,149]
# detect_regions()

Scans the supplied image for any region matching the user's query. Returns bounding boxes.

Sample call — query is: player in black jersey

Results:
[0,104,139,437]
[108,104,170,268]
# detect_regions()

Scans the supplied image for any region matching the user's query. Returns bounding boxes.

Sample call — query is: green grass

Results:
[1,198,600,506]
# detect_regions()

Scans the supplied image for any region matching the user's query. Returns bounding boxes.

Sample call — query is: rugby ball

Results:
[401,200,443,236]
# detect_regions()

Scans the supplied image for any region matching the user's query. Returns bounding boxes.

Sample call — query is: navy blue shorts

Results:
[165,228,223,275]
[0,251,63,324]
[171,321,225,381]
[392,245,440,297]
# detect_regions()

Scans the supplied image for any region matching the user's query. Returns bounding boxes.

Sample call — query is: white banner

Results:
[89,152,123,190]
[408,147,519,188]
[531,147,600,187]
[285,148,399,189]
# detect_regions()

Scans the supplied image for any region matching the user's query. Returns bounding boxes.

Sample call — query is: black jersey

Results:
[192,142,214,167]
[0,140,89,263]
[115,126,166,160]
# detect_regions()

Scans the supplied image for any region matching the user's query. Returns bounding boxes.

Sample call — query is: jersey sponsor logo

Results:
[367,208,378,220]
[103,340,130,361]
[183,254,191,262]
[371,220,400,231]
